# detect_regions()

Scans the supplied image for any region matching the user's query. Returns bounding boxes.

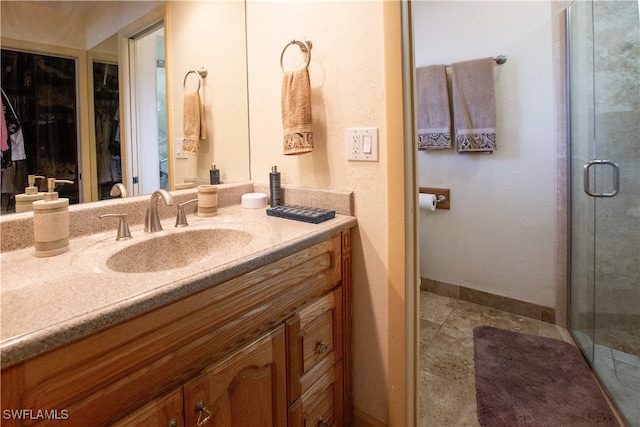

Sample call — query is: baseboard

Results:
[572,311,640,329]
[349,408,387,427]
[421,278,556,324]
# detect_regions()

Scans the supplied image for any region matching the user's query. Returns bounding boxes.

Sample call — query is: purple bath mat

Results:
[473,326,620,427]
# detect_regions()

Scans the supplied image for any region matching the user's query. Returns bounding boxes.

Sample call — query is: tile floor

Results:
[419,291,581,427]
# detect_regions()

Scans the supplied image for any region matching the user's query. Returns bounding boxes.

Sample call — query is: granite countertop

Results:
[0,204,356,368]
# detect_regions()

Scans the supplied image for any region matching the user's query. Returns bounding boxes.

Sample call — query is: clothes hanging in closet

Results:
[1,88,27,162]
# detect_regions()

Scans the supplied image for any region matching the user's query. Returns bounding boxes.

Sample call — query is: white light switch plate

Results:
[347,127,378,162]
[175,138,188,159]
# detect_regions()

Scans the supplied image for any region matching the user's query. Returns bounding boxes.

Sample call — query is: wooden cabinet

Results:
[286,288,342,402]
[288,361,343,427]
[111,387,183,427]
[286,287,345,427]
[1,231,352,426]
[183,326,287,427]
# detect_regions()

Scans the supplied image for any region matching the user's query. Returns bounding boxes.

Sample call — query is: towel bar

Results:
[183,67,208,91]
[444,55,507,68]
[280,39,312,72]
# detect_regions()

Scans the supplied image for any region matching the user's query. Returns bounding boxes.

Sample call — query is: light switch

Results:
[363,135,372,154]
[346,127,378,161]
[175,138,188,159]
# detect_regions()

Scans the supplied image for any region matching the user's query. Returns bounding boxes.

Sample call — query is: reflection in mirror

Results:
[90,39,121,201]
[128,22,167,196]
[166,1,250,188]
[1,49,79,213]
[1,1,251,215]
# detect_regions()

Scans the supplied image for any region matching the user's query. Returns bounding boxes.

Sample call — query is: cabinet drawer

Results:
[288,360,344,427]
[112,387,183,427]
[286,287,343,405]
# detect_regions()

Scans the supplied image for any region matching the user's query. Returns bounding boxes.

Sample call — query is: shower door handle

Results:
[583,160,620,197]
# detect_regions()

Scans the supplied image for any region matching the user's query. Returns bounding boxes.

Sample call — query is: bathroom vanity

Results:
[0,184,355,426]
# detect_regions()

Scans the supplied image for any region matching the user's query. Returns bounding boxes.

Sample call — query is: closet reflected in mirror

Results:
[90,45,122,201]
[1,49,79,213]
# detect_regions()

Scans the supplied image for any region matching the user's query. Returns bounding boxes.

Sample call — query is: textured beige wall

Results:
[167,1,250,186]
[246,1,405,424]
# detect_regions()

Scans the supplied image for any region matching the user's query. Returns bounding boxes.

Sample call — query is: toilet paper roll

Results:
[419,193,437,211]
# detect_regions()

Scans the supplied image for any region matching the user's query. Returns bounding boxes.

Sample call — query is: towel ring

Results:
[280,39,312,73]
[183,67,208,91]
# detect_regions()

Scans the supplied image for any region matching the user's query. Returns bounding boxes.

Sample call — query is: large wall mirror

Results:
[0,1,250,214]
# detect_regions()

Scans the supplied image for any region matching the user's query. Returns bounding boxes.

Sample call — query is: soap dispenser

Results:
[15,175,45,213]
[32,178,74,258]
[209,163,220,185]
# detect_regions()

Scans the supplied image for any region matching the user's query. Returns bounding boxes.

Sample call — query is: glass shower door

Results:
[568,1,640,425]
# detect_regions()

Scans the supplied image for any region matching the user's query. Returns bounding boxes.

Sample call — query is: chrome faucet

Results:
[109,183,128,198]
[144,189,174,233]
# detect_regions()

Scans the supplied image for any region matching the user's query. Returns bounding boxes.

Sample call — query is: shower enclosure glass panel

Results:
[568,1,640,425]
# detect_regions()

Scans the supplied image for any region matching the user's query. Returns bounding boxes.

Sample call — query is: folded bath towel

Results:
[416,65,451,150]
[282,68,313,155]
[451,58,496,153]
[182,91,206,155]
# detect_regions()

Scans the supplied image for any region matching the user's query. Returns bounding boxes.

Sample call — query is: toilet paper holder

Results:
[419,187,450,210]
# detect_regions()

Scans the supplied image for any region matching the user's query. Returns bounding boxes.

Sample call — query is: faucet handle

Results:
[99,214,132,240]
[175,199,198,227]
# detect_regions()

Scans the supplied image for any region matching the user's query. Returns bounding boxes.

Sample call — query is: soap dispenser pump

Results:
[32,178,74,257]
[15,175,45,213]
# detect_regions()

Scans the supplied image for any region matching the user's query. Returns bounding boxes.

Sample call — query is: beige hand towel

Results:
[451,58,496,153]
[182,91,206,155]
[416,65,451,150]
[282,68,313,155]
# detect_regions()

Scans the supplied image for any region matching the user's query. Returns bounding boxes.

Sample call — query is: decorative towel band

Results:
[418,131,452,150]
[456,129,496,152]
[280,39,312,72]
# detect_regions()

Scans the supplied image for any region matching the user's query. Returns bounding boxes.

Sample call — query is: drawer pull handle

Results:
[195,400,212,426]
[167,419,178,427]
[318,416,329,427]
[316,339,328,355]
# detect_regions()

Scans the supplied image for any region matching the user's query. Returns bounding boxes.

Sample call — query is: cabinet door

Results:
[112,386,183,427]
[183,326,287,427]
